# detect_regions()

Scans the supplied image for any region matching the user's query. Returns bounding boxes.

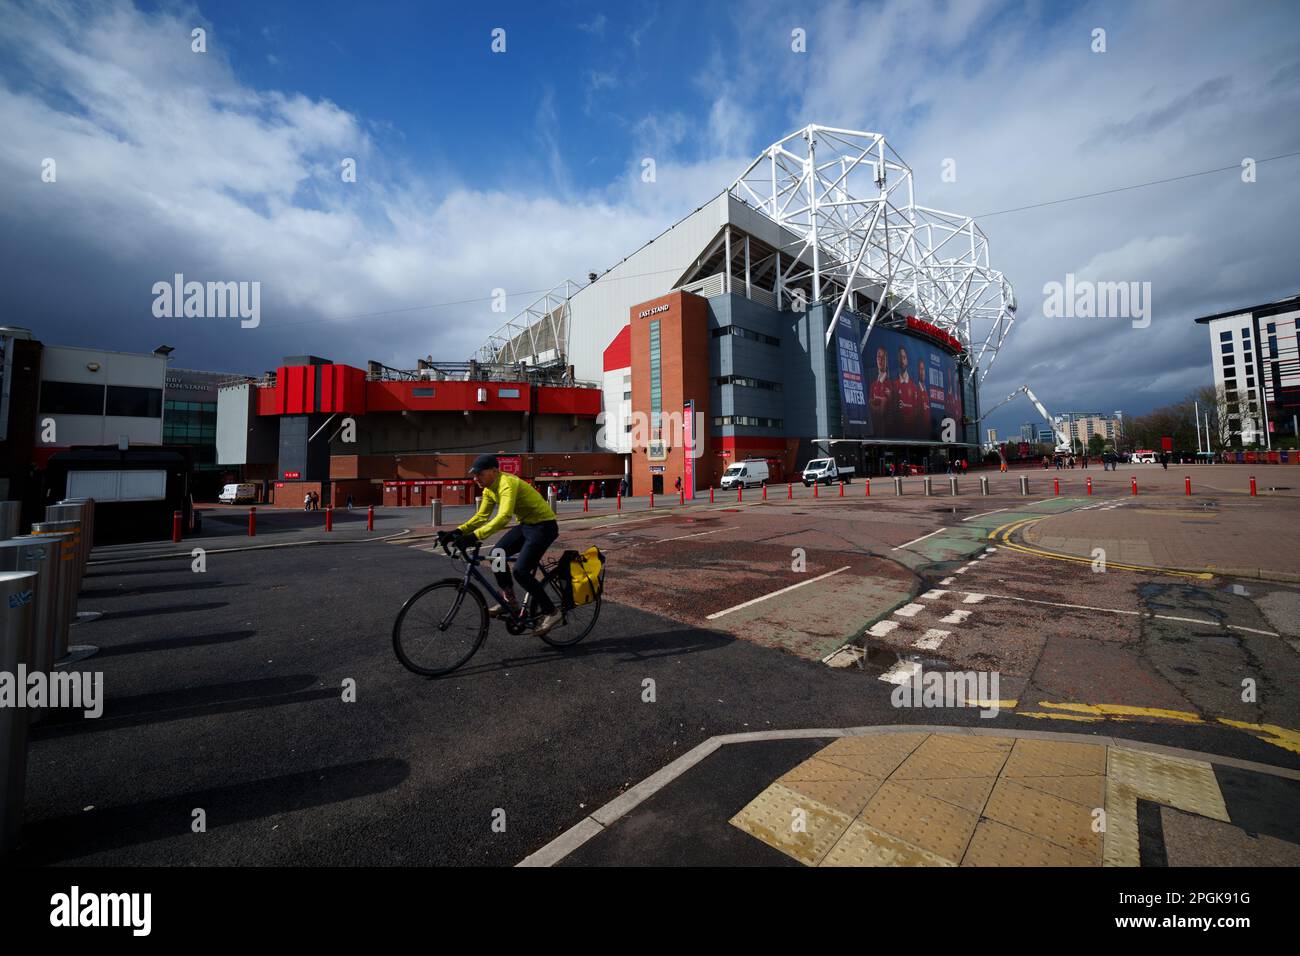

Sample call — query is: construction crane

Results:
[974,385,1073,455]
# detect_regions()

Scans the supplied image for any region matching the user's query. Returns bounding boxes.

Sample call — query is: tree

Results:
[1087,433,1106,457]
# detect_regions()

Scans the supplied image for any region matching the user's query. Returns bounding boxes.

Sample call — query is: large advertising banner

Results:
[835,312,871,438]
[861,326,964,442]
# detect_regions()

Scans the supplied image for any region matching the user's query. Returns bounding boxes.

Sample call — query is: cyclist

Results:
[438,454,562,635]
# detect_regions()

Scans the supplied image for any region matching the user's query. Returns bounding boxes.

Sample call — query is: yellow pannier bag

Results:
[566,547,605,607]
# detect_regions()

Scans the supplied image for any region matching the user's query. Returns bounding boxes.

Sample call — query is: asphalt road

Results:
[15,469,1299,865]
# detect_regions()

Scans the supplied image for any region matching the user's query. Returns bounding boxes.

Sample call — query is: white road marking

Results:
[962,593,987,604]
[658,528,725,543]
[941,610,972,624]
[961,508,1008,522]
[913,629,950,650]
[894,603,925,617]
[950,591,1281,637]
[986,547,998,553]
[893,529,944,551]
[868,620,900,637]
[920,589,947,600]
[879,660,922,685]
[705,565,853,620]
[953,567,968,574]
[940,577,956,585]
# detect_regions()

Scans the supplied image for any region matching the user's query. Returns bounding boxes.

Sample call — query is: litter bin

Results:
[0,569,37,855]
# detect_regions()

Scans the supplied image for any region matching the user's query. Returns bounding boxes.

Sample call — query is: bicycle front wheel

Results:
[392,580,488,676]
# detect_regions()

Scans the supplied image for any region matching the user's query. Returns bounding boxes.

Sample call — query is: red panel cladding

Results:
[256,384,280,416]
[320,364,335,412]
[602,325,631,372]
[365,380,532,412]
[535,387,601,416]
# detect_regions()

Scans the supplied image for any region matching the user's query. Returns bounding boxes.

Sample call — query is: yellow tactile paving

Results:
[982,778,1102,856]
[729,733,1239,867]
[1002,748,1103,780]
[817,750,918,779]
[1011,738,1107,774]
[963,819,1096,867]
[1011,773,1107,809]
[893,748,1010,780]
[1106,748,1229,822]
[891,774,998,813]
[860,780,979,862]
[781,776,886,817]
[729,781,852,866]
[823,819,956,867]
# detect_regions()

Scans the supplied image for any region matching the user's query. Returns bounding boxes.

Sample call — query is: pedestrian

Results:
[346,493,354,511]
[303,491,311,512]
[961,459,968,474]
[674,476,682,494]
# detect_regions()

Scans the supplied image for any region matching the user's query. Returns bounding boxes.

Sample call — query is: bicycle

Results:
[392,536,602,676]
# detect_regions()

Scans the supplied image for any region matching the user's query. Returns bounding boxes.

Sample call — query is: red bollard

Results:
[326,507,333,532]
[865,478,871,497]
[367,505,374,530]
[1250,475,1257,496]
[1053,477,1060,496]
[172,510,182,543]
[762,484,767,501]
[709,486,714,503]
[650,492,655,508]
[1185,476,1192,496]
[814,482,820,499]
[584,494,589,512]
[839,481,845,497]
[1086,476,1092,495]
[1131,476,1138,495]
[738,486,743,503]
[787,483,793,499]
[679,490,685,506]
[248,506,256,537]
[617,493,622,511]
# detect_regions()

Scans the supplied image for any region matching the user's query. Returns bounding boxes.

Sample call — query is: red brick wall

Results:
[630,291,710,496]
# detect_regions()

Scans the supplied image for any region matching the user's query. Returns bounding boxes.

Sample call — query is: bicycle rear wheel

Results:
[539,576,601,648]
[392,580,488,676]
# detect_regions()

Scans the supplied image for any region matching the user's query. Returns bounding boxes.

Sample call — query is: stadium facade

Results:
[480,125,1018,494]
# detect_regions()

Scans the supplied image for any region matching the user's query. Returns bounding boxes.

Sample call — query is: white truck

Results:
[801,458,855,486]
[720,459,770,490]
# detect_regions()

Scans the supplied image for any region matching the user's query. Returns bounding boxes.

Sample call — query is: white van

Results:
[219,482,258,504]
[720,459,770,490]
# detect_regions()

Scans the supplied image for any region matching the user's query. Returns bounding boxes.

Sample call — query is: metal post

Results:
[431,500,443,527]
[1019,476,1029,495]
[1,570,37,855]
[894,477,903,495]
[0,502,20,540]
[923,477,933,496]
[949,476,958,496]
[980,476,989,496]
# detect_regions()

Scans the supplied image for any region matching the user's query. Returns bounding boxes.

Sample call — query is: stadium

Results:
[216,124,1017,504]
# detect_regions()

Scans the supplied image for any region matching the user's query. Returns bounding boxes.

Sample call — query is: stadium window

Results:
[413,387,435,397]
[1220,330,1232,341]
[1221,342,1233,354]
[106,386,163,418]
[497,388,520,398]
[39,380,105,416]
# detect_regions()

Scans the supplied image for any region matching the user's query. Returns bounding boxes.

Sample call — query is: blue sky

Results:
[2,0,1299,439]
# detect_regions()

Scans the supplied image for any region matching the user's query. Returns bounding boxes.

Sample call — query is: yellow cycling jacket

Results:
[457,471,557,540]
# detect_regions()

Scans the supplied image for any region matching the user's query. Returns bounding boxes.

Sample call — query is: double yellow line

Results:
[988,515,1212,580]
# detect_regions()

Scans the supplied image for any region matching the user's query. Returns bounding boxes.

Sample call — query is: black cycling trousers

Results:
[493,520,559,614]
